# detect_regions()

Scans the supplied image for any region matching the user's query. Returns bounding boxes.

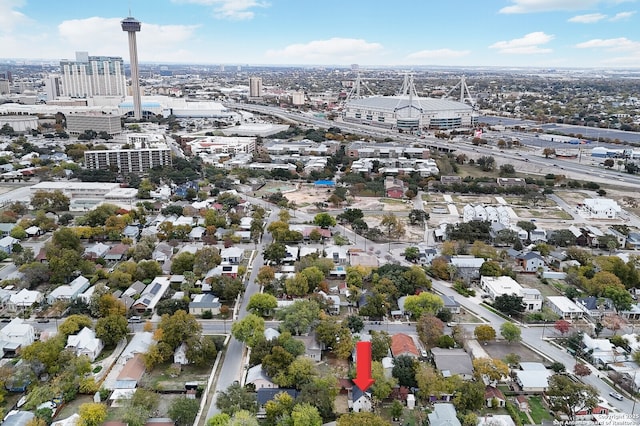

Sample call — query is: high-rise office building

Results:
[121,16,142,120]
[45,75,62,100]
[60,52,127,98]
[249,76,262,98]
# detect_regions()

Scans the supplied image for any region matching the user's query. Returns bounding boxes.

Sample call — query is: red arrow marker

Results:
[353,341,375,392]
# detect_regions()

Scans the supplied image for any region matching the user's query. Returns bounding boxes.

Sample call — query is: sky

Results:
[1,0,639,68]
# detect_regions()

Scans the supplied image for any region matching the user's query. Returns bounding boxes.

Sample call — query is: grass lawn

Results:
[528,396,553,423]
[379,198,407,205]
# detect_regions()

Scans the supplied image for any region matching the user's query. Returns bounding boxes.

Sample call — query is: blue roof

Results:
[314,180,335,186]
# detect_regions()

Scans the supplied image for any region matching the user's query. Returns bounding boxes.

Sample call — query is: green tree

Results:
[193,246,222,276]
[500,322,522,343]
[403,292,444,319]
[231,314,265,347]
[157,310,202,350]
[479,260,502,277]
[392,355,417,388]
[346,315,364,333]
[207,414,231,426]
[453,380,485,411]
[546,374,599,423]
[313,213,336,228]
[58,314,93,338]
[216,383,258,415]
[404,246,420,262]
[168,397,199,426]
[186,335,218,367]
[370,330,391,361]
[9,225,27,240]
[229,411,259,426]
[277,300,320,335]
[263,242,287,264]
[290,403,322,426]
[493,294,525,316]
[95,315,128,347]
[371,360,397,402]
[171,252,195,274]
[284,274,309,297]
[337,208,363,225]
[31,190,70,211]
[297,377,338,421]
[299,266,324,290]
[337,412,391,426]
[247,293,277,317]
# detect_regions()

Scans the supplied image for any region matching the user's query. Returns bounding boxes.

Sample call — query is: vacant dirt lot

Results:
[482,340,546,364]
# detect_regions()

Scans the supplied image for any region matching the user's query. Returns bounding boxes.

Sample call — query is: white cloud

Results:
[265,38,384,63]
[0,0,32,33]
[172,0,270,20]
[57,17,199,61]
[406,49,470,60]
[575,37,640,51]
[609,11,636,21]
[489,32,554,54]
[500,0,601,14]
[568,13,607,23]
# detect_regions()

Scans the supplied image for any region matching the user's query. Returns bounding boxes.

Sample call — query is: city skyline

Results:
[1,0,639,68]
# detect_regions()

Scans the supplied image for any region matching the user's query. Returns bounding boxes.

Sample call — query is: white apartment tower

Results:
[249,76,262,98]
[60,52,127,98]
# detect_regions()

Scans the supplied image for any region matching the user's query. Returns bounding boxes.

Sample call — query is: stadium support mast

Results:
[444,75,476,109]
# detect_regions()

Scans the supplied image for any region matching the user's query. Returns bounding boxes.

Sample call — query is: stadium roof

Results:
[346,96,472,113]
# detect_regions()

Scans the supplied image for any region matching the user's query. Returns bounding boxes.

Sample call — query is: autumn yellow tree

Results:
[78,403,107,426]
[472,358,509,382]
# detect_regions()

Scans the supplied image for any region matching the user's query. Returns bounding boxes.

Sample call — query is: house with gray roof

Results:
[428,403,460,426]
[189,293,220,316]
[47,275,90,304]
[430,348,473,380]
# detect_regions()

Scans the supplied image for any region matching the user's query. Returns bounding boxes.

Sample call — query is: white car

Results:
[609,391,624,401]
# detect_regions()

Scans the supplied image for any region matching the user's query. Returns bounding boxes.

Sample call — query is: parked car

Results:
[128,316,142,323]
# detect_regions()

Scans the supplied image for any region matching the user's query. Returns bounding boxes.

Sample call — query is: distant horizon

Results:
[2,1,639,69]
[2,58,640,73]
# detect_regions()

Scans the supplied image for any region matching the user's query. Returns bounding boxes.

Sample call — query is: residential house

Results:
[2,411,36,426]
[131,277,171,313]
[514,363,552,392]
[283,245,299,264]
[205,263,238,280]
[84,242,110,259]
[173,342,189,365]
[220,247,244,264]
[350,387,373,412]
[189,293,221,316]
[515,395,529,411]
[152,242,173,262]
[256,389,298,418]
[516,252,546,272]
[7,289,43,312]
[416,243,438,265]
[477,415,516,426]
[119,280,146,310]
[104,244,130,262]
[582,334,622,368]
[439,294,461,314]
[0,236,18,254]
[485,386,506,408]
[430,348,473,380]
[324,245,348,264]
[264,328,280,341]
[116,353,146,388]
[123,225,140,239]
[449,256,485,281]
[24,226,42,237]
[529,228,547,243]
[390,333,419,358]
[0,223,16,237]
[576,296,615,320]
[0,318,36,349]
[188,226,206,241]
[480,276,542,312]
[246,364,278,389]
[428,403,461,426]
[384,177,405,199]
[47,275,90,304]
[66,327,103,361]
[120,331,154,363]
[295,334,322,361]
[581,198,621,219]
[546,296,584,320]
